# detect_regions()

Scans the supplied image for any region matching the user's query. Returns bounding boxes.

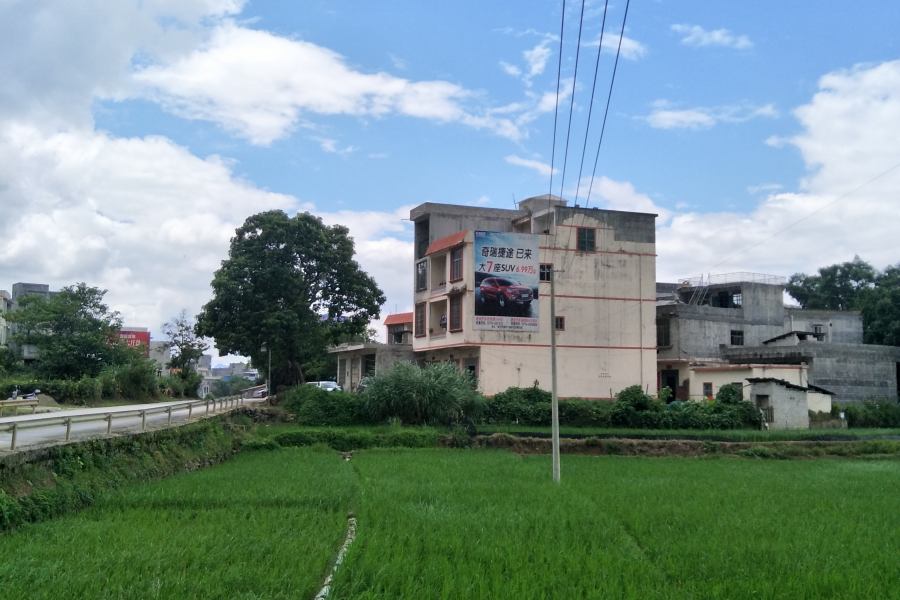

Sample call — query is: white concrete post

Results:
[106,414,113,434]
[11,423,18,450]
[188,403,193,419]
[141,411,146,431]
[65,418,72,441]
[550,268,560,483]
[167,406,172,425]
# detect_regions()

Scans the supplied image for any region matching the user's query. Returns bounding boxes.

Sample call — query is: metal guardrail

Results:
[0,395,247,451]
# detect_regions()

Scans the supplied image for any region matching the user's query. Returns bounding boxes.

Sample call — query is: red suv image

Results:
[479,277,533,309]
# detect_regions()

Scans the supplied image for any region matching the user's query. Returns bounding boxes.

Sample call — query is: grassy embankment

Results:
[3,445,900,598]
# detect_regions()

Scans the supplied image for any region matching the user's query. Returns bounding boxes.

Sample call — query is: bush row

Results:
[482,384,762,430]
[835,399,900,428]
[261,427,440,452]
[1,371,202,404]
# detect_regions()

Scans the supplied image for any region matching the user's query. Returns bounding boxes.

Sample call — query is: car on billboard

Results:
[479,277,533,309]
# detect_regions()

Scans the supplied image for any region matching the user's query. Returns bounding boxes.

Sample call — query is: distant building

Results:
[330,313,416,392]
[657,273,900,405]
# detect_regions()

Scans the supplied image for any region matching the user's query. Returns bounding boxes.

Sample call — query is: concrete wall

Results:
[411,203,657,399]
[751,380,809,429]
[784,307,863,343]
[726,342,900,403]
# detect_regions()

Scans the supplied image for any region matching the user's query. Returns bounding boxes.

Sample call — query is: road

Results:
[0,398,264,452]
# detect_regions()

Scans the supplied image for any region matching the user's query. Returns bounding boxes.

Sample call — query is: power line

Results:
[584,0,631,208]
[546,0,567,209]
[559,0,631,279]
[572,0,610,206]
[556,0,588,201]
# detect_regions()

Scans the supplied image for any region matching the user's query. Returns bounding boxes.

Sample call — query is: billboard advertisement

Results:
[474,230,540,331]
[115,329,151,357]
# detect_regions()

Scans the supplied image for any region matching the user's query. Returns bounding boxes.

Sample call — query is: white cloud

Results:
[134,22,522,144]
[506,155,557,177]
[568,176,673,224]
[0,123,416,345]
[747,183,783,194]
[500,61,522,77]
[584,32,647,61]
[656,60,900,281]
[643,101,778,129]
[313,137,355,155]
[0,0,244,129]
[523,40,553,77]
[671,24,752,50]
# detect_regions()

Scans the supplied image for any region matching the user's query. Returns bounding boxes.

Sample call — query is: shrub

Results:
[283,385,368,426]
[482,384,551,425]
[362,362,485,426]
[715,384,743,405]
[839,399,900,428]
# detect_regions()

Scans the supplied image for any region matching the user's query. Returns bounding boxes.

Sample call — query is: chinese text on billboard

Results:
[474,230,540,331]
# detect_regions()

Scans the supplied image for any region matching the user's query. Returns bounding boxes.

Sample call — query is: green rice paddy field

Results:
[2,448,900,599]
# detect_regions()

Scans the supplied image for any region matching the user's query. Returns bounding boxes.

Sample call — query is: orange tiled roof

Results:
[424,230,468,256]
[384,312,414,326]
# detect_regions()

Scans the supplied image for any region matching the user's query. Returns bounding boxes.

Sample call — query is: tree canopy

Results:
[8,283,125,379]
[785,255,877,311]
[787,257,900,346]
[196,210,385,385]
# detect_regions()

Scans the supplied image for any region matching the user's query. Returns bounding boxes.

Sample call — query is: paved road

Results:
[0,398,265,452]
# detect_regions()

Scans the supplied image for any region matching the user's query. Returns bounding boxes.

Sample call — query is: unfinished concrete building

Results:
[656,273,900,404]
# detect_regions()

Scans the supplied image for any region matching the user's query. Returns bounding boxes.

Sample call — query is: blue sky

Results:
[2,0,900,357]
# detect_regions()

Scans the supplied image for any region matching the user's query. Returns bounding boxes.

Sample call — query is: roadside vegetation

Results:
[1,284,207,404]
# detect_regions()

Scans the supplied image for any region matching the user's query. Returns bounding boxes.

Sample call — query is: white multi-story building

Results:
[410,195,657,399]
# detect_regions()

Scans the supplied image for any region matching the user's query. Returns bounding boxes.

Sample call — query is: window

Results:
[450,247,463,282]
[730,330,744,346]
[363,354,376,375]
[703,382,713,398]
[576,227,596,252]
[449,295,462,331]
[732,292,743,307]
[464,357,479,381]
[415,260,428,291]
[555,316,565,331]
[813,324,824,334]
[414,303,426,337]
[656,317,671,347]
[540,263,553,282]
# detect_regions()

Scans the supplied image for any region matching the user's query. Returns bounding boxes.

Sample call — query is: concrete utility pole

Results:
[550,268,561,482]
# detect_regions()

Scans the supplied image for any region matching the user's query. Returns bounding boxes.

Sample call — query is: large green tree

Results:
[785,255,877,310]
[787,257,900,346]
[196,210,385,385]
[9,283,125,379]
[859,264,900,346]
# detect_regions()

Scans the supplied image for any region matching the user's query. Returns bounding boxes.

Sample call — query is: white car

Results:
[307,381,342,392]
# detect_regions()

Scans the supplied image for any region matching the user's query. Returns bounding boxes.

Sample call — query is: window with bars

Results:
[540,263,553,282]
[576,227,596,252]
[415,303,426,337]
[555,316,565,331]
[703,382,713,398]
[449,295,462,331]
[730,330,744,346]
[450,247,463,281]
[415,260,427,291]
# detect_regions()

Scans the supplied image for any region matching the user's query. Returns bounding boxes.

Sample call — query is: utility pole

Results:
[550,267,561,482]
